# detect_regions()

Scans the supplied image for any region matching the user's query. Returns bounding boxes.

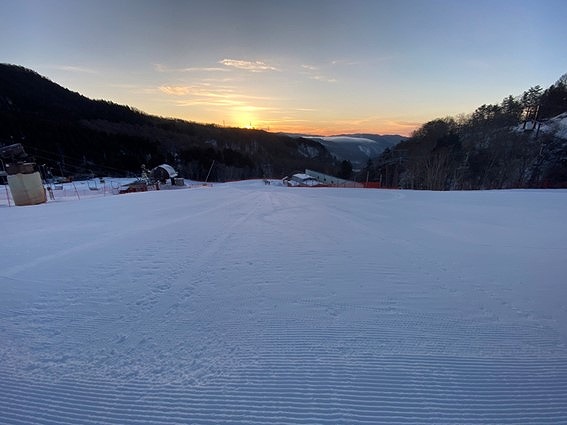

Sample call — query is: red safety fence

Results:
[363,182,381,189]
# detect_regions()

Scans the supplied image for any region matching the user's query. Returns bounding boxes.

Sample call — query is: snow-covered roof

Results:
[153,164,178,178]
[292,173,316,181]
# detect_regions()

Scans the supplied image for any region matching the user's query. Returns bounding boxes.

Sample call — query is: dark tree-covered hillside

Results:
[0,64,337,181]
[365,73,567,190]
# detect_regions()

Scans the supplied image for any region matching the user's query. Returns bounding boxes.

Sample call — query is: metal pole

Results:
[4,184,10,207]
[0,158,10,207]
[71,180,81,200]
[205,160,215,183]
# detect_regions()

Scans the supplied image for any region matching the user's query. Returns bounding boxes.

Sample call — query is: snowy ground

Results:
[1,181,567,424]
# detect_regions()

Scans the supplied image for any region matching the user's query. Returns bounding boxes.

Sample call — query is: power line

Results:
[25,145,138,175]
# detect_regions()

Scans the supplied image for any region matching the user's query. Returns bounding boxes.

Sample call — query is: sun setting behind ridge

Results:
[1,0,565,136]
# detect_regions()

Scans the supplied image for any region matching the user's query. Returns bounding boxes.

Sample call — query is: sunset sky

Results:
[1,0,566,136]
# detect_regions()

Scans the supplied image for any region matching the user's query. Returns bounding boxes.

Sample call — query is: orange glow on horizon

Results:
[261,122,418,137]
[202,119,417,137]
[140,82,424,138]
[218,113,420,136]
[146,104,420,137]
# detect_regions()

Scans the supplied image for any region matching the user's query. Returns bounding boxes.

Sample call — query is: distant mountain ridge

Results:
[302,134,406,169]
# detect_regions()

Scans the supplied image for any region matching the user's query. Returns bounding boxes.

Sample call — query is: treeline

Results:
[362,74,567,190]
[0,64,337,181]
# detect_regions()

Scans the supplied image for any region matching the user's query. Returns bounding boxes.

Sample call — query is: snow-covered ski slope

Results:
[1,181,567,424]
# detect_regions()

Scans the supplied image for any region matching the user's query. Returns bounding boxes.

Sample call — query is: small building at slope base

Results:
[1,144,47,206]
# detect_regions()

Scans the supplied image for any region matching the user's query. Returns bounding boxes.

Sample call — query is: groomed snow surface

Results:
[1,181,567,424]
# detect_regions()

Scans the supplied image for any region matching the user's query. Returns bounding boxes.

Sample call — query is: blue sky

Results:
[1,0,566,135]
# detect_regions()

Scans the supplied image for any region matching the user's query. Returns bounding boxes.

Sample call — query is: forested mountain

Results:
[363,74,567,189]
[3,64,566,188]
[0,64,338,181]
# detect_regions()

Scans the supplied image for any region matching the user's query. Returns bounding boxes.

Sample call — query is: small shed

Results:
[1,144,47,206]
[283,173,322,187]
[151,164,178,184]
[305,169,363,188]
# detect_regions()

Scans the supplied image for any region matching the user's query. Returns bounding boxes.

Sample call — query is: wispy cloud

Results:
[301,64,318,71]
[300,63,337,83]
[330,59,361,66]
[51,65,98,74]
[310,75,337,83]
[159,86,191,96]
[175,98,243,107]
[165,83,276,110]
[220,59,278,72]
[185,67,229,72]
[233,105,274,112]
[154,63,228,73]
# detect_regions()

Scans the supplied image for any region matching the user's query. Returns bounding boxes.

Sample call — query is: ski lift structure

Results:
[87,171,102,191]
[522,104,543,137]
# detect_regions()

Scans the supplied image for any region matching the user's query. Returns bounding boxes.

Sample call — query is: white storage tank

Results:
[6,162,47,206]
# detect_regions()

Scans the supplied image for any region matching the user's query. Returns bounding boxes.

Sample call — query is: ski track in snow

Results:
[1,183,567,424]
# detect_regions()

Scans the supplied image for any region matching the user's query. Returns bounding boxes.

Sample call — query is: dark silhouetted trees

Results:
[0,64,336,181]
[367,73,567,190]
[338,160,353,180]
